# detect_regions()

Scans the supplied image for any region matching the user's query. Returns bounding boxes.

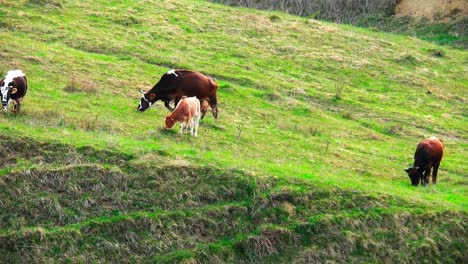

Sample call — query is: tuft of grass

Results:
[269,15,281,22]
[395,54,419,65]
[234,226,296,261]
[63,76,98,94]
[334,81,345,100]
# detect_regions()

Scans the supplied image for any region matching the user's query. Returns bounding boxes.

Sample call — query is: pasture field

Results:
[0,0,466,262]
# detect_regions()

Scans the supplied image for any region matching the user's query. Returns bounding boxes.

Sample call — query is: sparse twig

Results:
[236,125,243,140]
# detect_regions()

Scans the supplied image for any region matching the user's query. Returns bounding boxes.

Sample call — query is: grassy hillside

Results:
[209,0,468,48]
[0,0,466,262]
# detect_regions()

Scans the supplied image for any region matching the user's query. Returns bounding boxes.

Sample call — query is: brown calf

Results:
[164,97,201,137]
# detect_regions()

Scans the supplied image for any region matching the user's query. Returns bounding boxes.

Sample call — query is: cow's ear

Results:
[147,93,156,100]
[10,88,17,94]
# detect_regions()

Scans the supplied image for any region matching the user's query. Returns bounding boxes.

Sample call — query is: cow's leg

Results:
[184,121,189,134]
[13,98,23,113]
[187,118,192,136]
[179,122,184,134]
[188,118,192,135]
[190,117,196,136]
[208,95,218,119]
[432,163,440,184]
[194,115,200,137]
[416,171,422,186]
[422,164,432,186]
[200,99,209,120]
[164,101,175,112]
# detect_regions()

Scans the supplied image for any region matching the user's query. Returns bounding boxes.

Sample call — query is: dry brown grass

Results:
[27,0,63,8]
[63,76,98,94]
[235,226,296,261]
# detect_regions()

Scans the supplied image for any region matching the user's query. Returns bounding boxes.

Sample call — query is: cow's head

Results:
[137,90,157,112]
[164,115,176,129]
[0,82,17,113]
[405,167,421,186]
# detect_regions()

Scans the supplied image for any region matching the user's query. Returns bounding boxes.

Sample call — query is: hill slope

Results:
[0,0,466,262]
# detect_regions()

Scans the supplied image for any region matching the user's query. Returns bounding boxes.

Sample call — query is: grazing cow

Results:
[138,69,218,119]
[164,97,201,137]
[405,137,444,186]
[0,70,28,113]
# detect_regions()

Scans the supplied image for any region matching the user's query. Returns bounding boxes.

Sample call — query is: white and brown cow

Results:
[0,70,28,113]
[164,97,201,137]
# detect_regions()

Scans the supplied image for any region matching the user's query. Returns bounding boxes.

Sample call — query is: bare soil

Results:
[396,0,468,20]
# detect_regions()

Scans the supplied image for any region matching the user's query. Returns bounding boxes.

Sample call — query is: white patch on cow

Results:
[1,70,25,104]
[2,70,25,88]
[140,94,152,110]
[167,69,178,77]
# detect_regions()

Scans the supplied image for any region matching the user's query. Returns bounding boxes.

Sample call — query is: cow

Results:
[164,97,201,137]
[0,70,28,113]
[405,137,444,186]
[137,69,218,119]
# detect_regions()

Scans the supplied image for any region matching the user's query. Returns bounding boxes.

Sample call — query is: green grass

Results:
[356,15,468,48]
[0,0,466,262]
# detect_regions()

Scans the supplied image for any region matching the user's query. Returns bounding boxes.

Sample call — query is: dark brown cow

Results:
[137,69,218,119]
[405,137,444,186]
[0,70,28,113]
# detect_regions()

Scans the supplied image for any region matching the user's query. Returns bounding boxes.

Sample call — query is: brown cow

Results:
[164,97,201,137]
[138,69,218,119]
[0,70,28,113]
[405,137,444,186]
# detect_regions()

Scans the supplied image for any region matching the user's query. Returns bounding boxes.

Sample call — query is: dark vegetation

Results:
[208,0,397,23]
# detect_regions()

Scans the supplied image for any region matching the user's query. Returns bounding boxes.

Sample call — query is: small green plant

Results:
[269,15,281,22]
[334,81,345,100]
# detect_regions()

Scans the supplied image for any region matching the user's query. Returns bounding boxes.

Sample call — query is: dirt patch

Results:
[396,0,468,20]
